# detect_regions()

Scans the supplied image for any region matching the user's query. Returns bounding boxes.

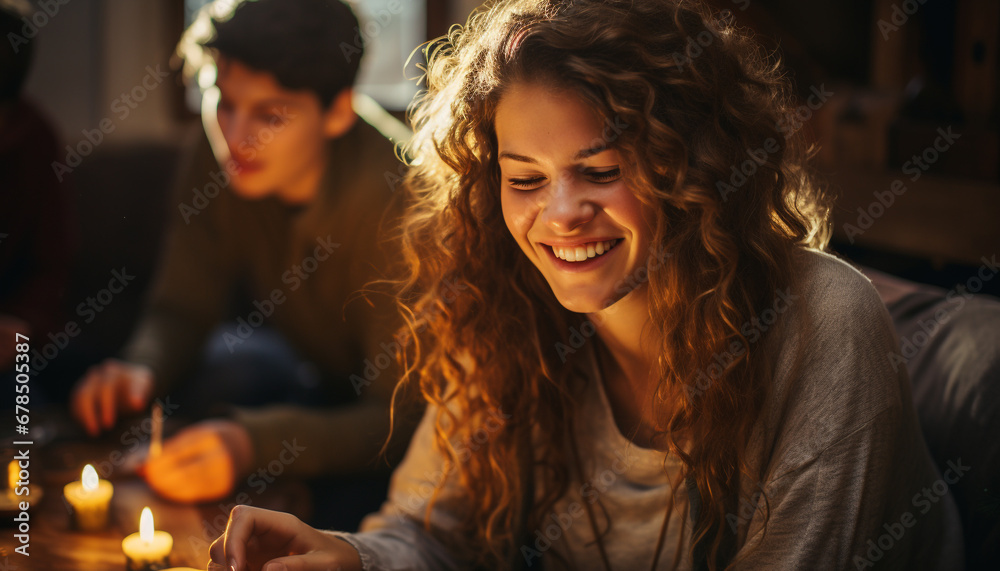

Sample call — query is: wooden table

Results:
[0,407,312,571]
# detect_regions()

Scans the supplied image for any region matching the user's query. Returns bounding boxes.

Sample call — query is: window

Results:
[182,0,424,111]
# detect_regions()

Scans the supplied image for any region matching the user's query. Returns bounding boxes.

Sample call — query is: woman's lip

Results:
[539,237,621,248]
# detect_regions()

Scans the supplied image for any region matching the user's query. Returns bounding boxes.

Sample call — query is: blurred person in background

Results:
[68,0,417,527]
[0,0,74,384]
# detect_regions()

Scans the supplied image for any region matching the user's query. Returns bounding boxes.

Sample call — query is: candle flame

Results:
[82,464,99,492]
[140,507,155,542]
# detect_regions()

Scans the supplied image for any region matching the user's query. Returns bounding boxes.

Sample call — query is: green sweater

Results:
[123,117,412,477]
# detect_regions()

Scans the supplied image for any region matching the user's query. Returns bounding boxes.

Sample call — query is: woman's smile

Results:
[539,238,623,274]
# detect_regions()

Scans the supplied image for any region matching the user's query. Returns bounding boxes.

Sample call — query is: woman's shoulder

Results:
[791,248,887,318]
[778,247,898,351]
[756,248,906,462]
[776,247,900,381]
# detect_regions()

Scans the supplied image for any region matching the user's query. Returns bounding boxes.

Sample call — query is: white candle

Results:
[63,464,114,531]
[122,507,173,570]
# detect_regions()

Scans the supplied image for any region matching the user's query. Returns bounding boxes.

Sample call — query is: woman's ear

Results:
[322,88,358,139]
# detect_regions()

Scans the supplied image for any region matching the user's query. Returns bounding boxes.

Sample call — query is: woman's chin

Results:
[552,290,619,315]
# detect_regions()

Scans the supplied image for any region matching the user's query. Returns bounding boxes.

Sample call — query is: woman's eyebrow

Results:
[574,145,612,160]
[498,151,537,164]
[499,146,614,164]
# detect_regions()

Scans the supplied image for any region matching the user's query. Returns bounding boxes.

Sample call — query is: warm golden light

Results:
[139,507,154,543]
[7,460,17,491]
[82,464,99,492]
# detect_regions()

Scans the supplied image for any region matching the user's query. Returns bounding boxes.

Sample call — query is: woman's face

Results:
[497,82,657,314]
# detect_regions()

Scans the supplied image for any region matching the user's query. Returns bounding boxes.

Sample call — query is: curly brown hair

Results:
[390,0,832,568]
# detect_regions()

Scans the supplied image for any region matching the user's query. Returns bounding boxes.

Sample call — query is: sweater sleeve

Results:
[729,254,963,570]
[322,403,472,571]
[121,133,235,394]
[732,408,904,569]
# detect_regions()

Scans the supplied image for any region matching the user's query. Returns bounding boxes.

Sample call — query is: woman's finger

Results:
[219,505,300,571]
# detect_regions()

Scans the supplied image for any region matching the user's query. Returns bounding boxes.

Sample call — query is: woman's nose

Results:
[539,174,596,233]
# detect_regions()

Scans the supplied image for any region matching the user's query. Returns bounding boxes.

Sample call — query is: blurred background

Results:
[8,0,1000,392]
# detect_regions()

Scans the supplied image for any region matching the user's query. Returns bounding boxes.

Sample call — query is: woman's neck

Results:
[589,284,657,396]
[589,284,669,448]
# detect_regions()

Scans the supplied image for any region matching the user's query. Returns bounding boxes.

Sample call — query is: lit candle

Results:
[63,464,114,531]
[122,507,173,571]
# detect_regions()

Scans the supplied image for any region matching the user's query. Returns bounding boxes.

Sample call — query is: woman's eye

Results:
[587,168,621,183]
[508,176,546,189]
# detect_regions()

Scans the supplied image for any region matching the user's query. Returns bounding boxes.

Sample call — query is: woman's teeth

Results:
[552,239,618,262]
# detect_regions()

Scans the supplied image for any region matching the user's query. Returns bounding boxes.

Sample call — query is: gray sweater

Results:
[331,249,964,570]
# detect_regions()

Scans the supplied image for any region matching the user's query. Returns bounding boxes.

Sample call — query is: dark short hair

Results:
[0,1,35,102]
[188,0,362,108]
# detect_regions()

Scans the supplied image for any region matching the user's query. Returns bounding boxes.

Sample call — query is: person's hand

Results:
[71,359,154,435]
[0,315,30,370]
[208,505,363,571]
[142,419,254,503]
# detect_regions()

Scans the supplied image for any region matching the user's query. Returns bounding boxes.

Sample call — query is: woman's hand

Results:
[143,419,254,503]
[208,505,363,571]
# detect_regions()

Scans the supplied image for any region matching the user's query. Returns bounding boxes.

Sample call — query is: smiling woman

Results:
[497,82,656,314]
[208,1,964,570]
